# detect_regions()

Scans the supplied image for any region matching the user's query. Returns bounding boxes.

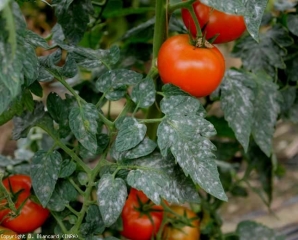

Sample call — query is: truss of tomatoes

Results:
[0,175,50,234]
[181,0,246,44]
[157,34,225,97]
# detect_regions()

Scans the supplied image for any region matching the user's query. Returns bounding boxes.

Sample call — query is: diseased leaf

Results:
[69,103,99,154]
[97,174,127,227]
[219,70,255,151]
[31,150,62,207]
[59,159,77,178]
[287,14,298,36]
[275,0,298,11]
[79,134,109,159]
[80,205,105,237]
[157,96,227,201]
[131,77,156,108]
[115,117,147,152]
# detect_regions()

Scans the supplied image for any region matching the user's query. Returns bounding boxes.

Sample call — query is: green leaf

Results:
[233,25,293,77]
[288,94,298,123]
[111,137,156,161]
[162,84,190,97]
[219,70,255,151]
[206,116,235,139]
[279,87,296,114]
[96,174,127,227]
[12,102,45,140]
[157,95,227,201]
[275,0,297,11]
[29,81,43,98]
[36,113,60,139]
[201,0,268,41]
[287,14,298,36]
[236,220,285,240]
[80,204,105,237]
[0,0,9,11]
[52,0,94,45]
[125,152,200,204]
[96,69,142,100]
[79,134,109,159]
[24,29,49,49]
[31,150,62,207]
[131,77,156,108]
[0,155,25,167]
[69,103,99,154]
[59,159,77,178]
[0,96,23,125]
[115,117,147,152]
[47,179,78,211]
[251,72,281,157]
[22,89,34,112]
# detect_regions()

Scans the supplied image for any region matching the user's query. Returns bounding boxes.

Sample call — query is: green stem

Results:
[66,204,80,217]
[138,117,164,124]
[52,211,68,233]
[69,178,85,196]
[168,0,196,13]
[187,5,202,38]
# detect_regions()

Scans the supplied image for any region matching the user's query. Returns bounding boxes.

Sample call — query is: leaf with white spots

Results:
[157,95,226,201]
[115,117,147,152]
[201,0,268,41]
[24,29,49,49]
[251,72,281,157]
[59,159,77,178]
[46,179,78,212]
[96,69,142,100]
[219,70,255,152]
[125,152,200,204]
[111,137,156,161]
[287,14,298,37]
[275,0,298,11]
[233,25,293,77]
[97,174,127,227]
[30,150,62,207]
[236,221,285,240]
[162,84,190,97]
[131,77,156,108]
[69,103,99,154]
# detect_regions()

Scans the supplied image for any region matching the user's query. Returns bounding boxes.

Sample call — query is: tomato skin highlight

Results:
[163,205,200,240]
[120,188,164,240]
[181,0,246,44]
[0,175,50,234]
[157,34,225,97]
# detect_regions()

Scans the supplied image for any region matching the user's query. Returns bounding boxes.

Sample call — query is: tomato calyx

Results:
[134,194,163,218]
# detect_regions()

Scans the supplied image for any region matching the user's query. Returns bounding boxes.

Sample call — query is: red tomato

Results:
[157,34,225,97]
[181,0,246,44]
[0,226,18,240]
[0,175,50,233]
[163,205,200,240]
[120,188,164,240]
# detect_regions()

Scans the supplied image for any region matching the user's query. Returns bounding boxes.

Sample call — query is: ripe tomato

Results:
[120,188,164,240]
[163,205,200,240]
[0,226,18,240]
[0,175,50,233]
[157,34,225,97]
[181,0,246,44]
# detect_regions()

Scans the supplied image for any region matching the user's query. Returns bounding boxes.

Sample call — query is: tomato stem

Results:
[187,4,203,38]
[168,0,196,13]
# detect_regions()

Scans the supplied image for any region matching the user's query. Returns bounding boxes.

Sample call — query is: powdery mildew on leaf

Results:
[125,152,199,204]
[157,95,227,201]
[220,70,255,152]
[97,174,127,227]
[131,77,156,108]
[251,73,281,156]
[69,103,99,154]
[236,220,284,240]
[31,150,62,207]
[115,117,147,152]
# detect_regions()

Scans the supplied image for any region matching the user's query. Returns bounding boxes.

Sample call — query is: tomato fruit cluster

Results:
[157,34,225,97]
[0,175,50,233]
[181,0,246,44]
[121,188,164,240]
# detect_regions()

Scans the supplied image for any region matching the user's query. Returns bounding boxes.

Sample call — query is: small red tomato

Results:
[0,175,50,233]
[181,0,246,44]
[157,34,225,97]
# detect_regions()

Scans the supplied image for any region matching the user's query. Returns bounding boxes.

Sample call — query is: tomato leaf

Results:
[157,95,227,201]
[51,0,93,45]
[79,134,110,159]
[31,150,62,207]
[219,70,255,152]
[69,103,99,154]
[96,174,127,227]
[59,159,77,178]
[125,152,200,204]
[200,0,267,41]
[111,137,157,161]
[250,72,281,156]
[96,69,142,100]
[233,25,293,77]
[236,220,285,240]
[115,117,147,152]
[131,77,156,108]
[287,14,298,36]
[47,180,78,211]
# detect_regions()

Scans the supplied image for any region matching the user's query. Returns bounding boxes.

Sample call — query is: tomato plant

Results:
[0,175,49,233]
[157,34,225,97]
[163,205,200,240]
[121,188,164,240]
[181,0,246,44]
[0,226,18,240]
